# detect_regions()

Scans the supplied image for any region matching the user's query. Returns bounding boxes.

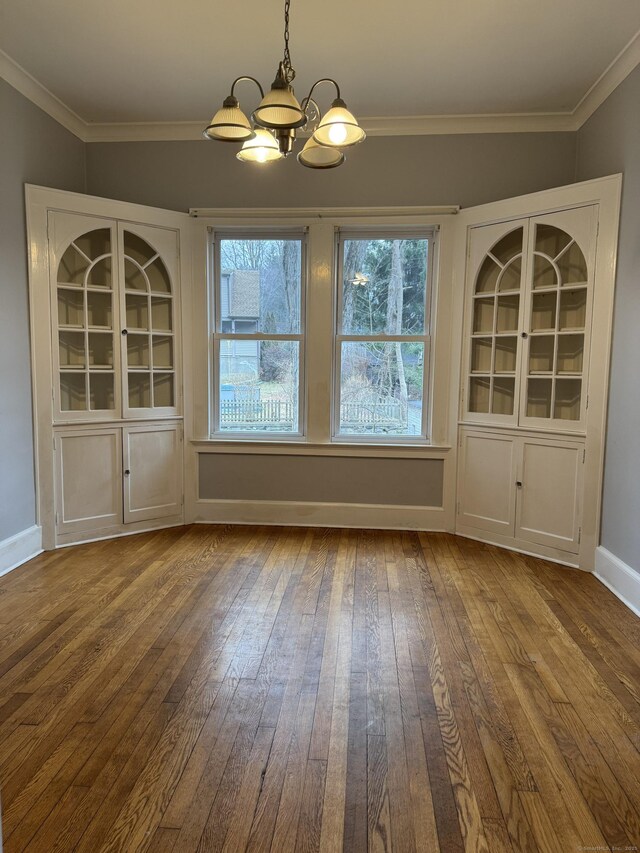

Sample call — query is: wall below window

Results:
[199,453,444,506]
[85,133,576,212]
[0,79,85,543]
[576,64,640,578]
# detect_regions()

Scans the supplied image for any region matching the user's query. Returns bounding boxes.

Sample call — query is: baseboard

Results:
[0,525,43,578]
[193,499,448,532]
[454,525,580,568]
[594,546,640,617]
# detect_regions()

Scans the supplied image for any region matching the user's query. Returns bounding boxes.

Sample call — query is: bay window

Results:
[208,221,438,444]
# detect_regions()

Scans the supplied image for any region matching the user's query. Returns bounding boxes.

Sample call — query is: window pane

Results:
[341,238,428,335]
[339,342,424,436]
[219,239,301,334]
[219,340,299,433]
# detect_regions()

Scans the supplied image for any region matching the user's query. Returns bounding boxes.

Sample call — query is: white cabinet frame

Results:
[452,175,622,570]
[27,185,193,550]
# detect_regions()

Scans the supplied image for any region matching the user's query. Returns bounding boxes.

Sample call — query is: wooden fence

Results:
[219,399,406,430]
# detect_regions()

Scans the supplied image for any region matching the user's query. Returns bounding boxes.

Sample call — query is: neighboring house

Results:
[220,269,260,383]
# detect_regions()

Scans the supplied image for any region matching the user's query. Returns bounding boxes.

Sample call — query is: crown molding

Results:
[83,112,577,142]
[0,48,86,139]
[571,27,640,128]
[2,28,640,143]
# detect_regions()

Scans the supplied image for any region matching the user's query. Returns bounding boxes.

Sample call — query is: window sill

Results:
[191,439,451,459]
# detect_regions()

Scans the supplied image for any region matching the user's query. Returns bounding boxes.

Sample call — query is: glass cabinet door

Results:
[463,207,595,432]
[120,225,179,416]
[54,222,119,419]
[520,207,595,430]
[466,222,527,422]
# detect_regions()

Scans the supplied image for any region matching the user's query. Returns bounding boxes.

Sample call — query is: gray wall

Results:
[199,455,444,506]
[576,65,640,572]
[0,79,85,541]
[86,132,576,211]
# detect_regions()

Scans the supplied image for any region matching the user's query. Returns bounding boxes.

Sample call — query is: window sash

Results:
[211,232,307,437]
[334,231,434,441]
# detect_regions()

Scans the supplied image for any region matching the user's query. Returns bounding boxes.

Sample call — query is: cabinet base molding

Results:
[0,525,43,577]
[55,516,184,549]
[455,525,580,569]
[193,499,449,532]
[594,547,640,617]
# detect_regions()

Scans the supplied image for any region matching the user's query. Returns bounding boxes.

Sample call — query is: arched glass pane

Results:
[535,224,571,258]
[475,256,500,293]
[557,241,587,285]
[145,257,171,293]
[490,228,523,264]
[75,229,111,261]
[123,231,156,266]
[497,257,522,291]
[86,256,112,288]
[58,245,89,285]
[532,254,558,289]
[125,258,148,291]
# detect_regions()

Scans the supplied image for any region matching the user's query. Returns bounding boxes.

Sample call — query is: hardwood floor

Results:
[0,525,639,852]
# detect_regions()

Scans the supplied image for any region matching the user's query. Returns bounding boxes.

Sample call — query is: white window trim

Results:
[210,229,308,440]
[333,228,436,443]
[190,208,459,452]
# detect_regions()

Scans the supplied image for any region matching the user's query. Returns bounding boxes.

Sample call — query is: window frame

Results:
[210,229,308,440]
[333,227,436,443]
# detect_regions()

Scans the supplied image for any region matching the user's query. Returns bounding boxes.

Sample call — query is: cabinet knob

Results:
[122,329,128,336]
[124,469,131,476]
[516,480,523,487]
[521,332,528,339]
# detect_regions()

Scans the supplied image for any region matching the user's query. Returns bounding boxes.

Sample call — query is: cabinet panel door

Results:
[123,424,182,523]
[458,431,517,535]
[55,429,122,534]
[515,439,582,552]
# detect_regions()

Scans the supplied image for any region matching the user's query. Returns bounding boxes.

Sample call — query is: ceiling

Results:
[1,0,640,138]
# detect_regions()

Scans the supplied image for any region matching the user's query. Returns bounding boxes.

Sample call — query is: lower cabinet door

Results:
[515,437,583,553]
[123,423,182,523]
[55,428,122,534]
[458,430,517,536]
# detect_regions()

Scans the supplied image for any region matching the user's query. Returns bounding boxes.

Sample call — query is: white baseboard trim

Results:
[0,525,43,578]
[194,499,448,532]
[594,546,640,617]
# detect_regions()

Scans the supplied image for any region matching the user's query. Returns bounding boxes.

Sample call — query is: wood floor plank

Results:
[0,526,637,853]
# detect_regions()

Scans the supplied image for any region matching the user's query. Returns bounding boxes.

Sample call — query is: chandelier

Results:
[202,0,365,169]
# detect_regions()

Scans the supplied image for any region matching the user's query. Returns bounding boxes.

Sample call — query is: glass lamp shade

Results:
[252,86,307,130]
[297,137,345,169]
[203,102,255,142]
[236,129,283,163]
[312,99,366,148]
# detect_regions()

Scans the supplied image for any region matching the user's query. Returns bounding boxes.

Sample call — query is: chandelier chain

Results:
[283,0,295,82]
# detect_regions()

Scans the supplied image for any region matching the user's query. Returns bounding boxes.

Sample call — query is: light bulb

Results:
[328,123,348,145]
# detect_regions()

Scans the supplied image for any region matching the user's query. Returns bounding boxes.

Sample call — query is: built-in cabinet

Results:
[54,423,183,540]
[455,193,617,569]
[30,197,187,548]
[458,428,583,554]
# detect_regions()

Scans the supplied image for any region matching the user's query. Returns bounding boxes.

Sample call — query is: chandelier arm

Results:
[301,78,342,111]
[229,76,265,100]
